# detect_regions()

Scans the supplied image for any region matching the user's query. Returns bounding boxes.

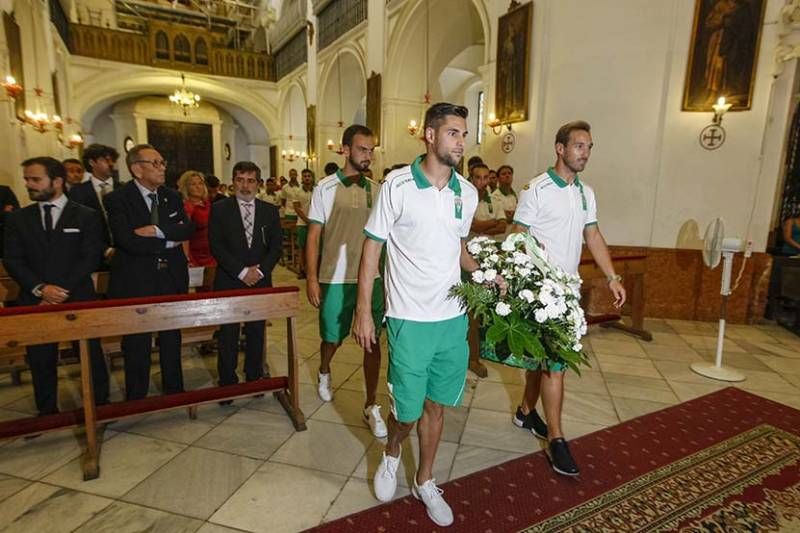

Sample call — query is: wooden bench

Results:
[579,254,652,341]
[0,287,305,480]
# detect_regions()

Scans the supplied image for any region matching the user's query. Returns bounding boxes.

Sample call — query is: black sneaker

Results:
[513,406,548,440]
[546,438,580,476]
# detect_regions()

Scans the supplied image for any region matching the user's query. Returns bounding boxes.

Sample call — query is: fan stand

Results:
[690,251,746,382]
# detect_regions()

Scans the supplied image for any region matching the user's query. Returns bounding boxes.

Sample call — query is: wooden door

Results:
[146,120,213,188]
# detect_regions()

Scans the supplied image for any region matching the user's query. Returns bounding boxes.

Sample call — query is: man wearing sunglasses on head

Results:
[103,144,195,401]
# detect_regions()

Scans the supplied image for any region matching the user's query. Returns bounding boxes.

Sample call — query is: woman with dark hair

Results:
[178,170,216,267]
[783,212,800,255]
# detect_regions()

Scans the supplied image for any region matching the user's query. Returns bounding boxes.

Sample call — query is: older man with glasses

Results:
[103,144,195,401]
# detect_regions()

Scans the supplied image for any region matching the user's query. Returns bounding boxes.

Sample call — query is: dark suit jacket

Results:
[208,197,282,290]
[103,181,195,298]
[68,179,117,246]
[3,200,104,306]
[0,185,21,258]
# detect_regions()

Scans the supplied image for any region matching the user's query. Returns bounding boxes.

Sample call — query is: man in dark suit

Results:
[103,144,195,400]
[0,184,20,258]
[209,161,282,390]
[3,157,109,415]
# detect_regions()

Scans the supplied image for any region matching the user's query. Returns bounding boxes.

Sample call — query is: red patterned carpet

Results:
[309,388,800,532]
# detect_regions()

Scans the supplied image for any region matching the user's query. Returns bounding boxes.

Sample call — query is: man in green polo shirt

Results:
[355,103,480,527]
[306,124,387,439]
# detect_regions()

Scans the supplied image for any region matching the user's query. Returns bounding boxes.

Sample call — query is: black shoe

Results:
[218,400,234,406]
[513,406,548,440]
[546,438,580,476]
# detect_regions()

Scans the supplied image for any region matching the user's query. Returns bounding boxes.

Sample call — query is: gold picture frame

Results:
[494,2,532,124]
[366,72,382,146]
[682,0,766,112]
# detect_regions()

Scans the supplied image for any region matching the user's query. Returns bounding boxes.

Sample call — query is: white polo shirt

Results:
[364,155,478,322]
[289,186,313,227]
[308,170,380,284]
[491,187,518,214]
[281,183,301,217]
[470,189,506,241]
[513,168,597,275]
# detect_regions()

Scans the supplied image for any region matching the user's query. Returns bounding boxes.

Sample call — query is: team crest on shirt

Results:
[522,184,530,190]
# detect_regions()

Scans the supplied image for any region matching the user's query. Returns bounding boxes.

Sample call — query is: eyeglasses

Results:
[135,159,168,169]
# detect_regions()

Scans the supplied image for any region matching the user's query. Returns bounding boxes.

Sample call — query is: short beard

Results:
[28,187,55,202]
[563,155,587,175]
[434,147,461,168]
[348,156,370,172]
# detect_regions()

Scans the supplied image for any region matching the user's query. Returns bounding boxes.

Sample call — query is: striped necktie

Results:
[242,202,254,247]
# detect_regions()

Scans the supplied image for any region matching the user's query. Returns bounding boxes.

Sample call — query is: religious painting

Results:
[366,72,382,146]
[3,12,25,120]
[306,105,316,157]
[682,0,766,111]
[494,2,532,124]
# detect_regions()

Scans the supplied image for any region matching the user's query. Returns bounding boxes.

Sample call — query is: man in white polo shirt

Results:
[512,120,625,477]
[291,168,314,279]
[354,103,479,527]
[306,124,387,439]
[492,164,517,223]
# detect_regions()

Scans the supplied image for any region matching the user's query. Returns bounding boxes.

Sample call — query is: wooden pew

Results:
[0,287,305,480]
[579,254,652,341]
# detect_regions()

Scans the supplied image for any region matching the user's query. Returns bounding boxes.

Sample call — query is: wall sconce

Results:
[407,119,420,137]
[64,133,84,149]
[487,113,512,135]
[327,138,344,155]
[711,96,732,125]
[2,76,23,99]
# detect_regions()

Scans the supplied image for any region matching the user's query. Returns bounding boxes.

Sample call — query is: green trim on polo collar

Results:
[547,167,569,188]
[411,155,461,194]
[336,169,367,188]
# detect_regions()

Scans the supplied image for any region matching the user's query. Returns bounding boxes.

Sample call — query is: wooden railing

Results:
[69,23,275,82]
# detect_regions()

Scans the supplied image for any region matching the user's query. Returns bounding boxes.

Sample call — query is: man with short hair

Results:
[62,158,85,191]
[511,121,625,476]
[69,144,120,258]
[487,168,499,192]
[306,124,387,439]
[324,162,339,176]
[354,103,479,526]
[280,168,301,215]
[292,168,315,279]
[209,161,283,393]
[492,164,517,223]
[205,174,225,203]
[103,144,195,400]
[4,157,109,415]
[258,177,281,206]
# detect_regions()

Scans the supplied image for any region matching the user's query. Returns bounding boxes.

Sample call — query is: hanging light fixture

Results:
[169,73,201,115]
[407,0,431,138]
[2,76,23,99]
[327,52,346,154]
[22,28,56,134]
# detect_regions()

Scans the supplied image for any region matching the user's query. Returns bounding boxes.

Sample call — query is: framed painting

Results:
[366,72,381,146]
[494,2,532,124]
[682,0,766,111]
[3,12,25,120]
[306,104,316,157]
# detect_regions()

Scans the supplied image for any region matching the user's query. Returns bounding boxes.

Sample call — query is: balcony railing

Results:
[274,27,307,80]
[317,0,367,51]
[69,23,275,82]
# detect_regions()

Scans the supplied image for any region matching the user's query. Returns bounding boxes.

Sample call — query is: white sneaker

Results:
[412,477,454,527]
[363,404,388,438]
[374,451,401,502]
[317,372,333,402]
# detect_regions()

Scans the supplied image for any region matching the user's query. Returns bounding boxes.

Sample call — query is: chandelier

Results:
[22,88,59,134]
[169,74,200,115]
[2,76,23,99]
[282,148,307,162]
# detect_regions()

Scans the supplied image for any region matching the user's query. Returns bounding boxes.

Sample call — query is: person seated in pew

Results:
[3,157,109,415]
[0,183,20,258]
[209,161,282,401]
[103,144,195,401]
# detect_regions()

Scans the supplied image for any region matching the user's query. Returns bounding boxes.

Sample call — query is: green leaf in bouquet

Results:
[507,329,526,357]
[486,319,508,343]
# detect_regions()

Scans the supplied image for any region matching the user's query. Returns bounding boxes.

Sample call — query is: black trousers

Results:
[121,267,185,401]
[217,320,266,386]
[25,339,109,415]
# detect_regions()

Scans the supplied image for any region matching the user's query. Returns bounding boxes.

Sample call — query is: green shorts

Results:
[296,225,308,248]
[319,282,385,343]
[387,314,469,423]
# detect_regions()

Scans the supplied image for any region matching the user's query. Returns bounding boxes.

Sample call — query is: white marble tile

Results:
[195,408,296,459]
[124,446,261,519]
[297,360,360,390]
[590,339,647,358]
[0,475,28,503]
[337,366,390,396]
[743,341,800,359]
[44,433,185,498]
[562,391,619,426]
[470,380,523,414]
[694,350,774,372]
[196,523,247,533]
[753,354,800,375]
[561,418,609,440]
[126,404,235,444]
[461,408,538,453]
[566,369,609,395]
[642,343,704,362]
[481,361,526,385]
[595,354,662,379]
[0,429,88,480]
[784,373,800,389]
[603,373,679,404]
[323,476,409,523]
[449,445,525,479]
[311,388,390,428]
[270,419,372,475]
[646,332,690,347]
[680,334,746,353]
[243,383,325,419]
[654,360,719,384]
[611,397,677,422]
[0,482,112,532]
[209,462,346,533]
[352,437,458,488]
[731,370,800,395]
[74,501,203,532]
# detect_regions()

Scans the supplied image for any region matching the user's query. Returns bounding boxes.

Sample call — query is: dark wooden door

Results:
[146,120,213,188]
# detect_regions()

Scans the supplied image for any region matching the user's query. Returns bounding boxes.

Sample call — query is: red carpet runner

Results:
[309,388,800,532]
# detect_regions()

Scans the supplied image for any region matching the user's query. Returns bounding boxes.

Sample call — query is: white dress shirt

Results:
[133,180,179,248]
[38,193,68,230]
[236,199,264,281]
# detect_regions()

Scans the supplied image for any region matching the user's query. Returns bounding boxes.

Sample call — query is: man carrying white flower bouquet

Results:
[512,121,625,476]
[353,103,481,527]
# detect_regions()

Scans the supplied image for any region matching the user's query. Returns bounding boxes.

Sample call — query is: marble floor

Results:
[0,266,799,532]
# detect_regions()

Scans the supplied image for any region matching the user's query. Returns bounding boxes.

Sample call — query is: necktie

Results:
[148,193,159,225]
[243,202,253,247]
[43,204,54,236]
[99,181,110,198]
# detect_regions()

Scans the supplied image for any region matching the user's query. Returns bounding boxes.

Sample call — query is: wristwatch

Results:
[607,274,622,284]
[32,284,44,298]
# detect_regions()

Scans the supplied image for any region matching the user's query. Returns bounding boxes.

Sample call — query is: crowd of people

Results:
[0,102,626,528]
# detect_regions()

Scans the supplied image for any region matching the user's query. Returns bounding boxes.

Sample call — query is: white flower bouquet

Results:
[451,233,590,373]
